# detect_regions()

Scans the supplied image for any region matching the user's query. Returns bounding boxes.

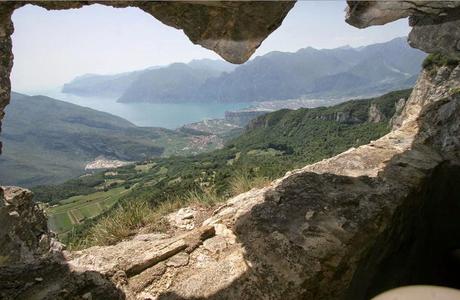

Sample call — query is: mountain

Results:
[194,38,424,102]
[0,93,220,187]
[61,69,148,98]
[63,38,424,103]
[62,58,236,99]
[118,63,226,103]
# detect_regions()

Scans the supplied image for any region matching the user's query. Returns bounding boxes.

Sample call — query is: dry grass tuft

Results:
[69,187,225,250]
[229,171,271,196]
[69,200,159,249]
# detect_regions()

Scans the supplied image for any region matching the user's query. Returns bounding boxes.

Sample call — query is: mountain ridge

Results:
[62,37,425,103]
[62,59,236,98]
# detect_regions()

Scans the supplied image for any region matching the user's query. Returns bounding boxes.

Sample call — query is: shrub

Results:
[422,53,459,70]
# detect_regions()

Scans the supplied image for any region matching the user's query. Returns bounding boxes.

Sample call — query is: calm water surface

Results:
[32,88,253,129]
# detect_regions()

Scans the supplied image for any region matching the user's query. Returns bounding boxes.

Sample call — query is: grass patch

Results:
[135,162,157,172]
[183,188,224,207]
[229,171,271,196]
[68,200,159,249]
[47,187,128,235]
[67,187,225,250]
[450,87,460,96]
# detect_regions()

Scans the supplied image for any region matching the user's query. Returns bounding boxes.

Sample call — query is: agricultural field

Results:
[46,186,129,236]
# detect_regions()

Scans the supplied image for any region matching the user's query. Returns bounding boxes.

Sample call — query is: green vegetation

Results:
[422,53,460,70]
[67,187,226,249]
[1,93,222,187]
[35,89,412,249]
[450,87,460,96]
[67,200,160,249]
[229,171,271,196]
[47,187,129,238]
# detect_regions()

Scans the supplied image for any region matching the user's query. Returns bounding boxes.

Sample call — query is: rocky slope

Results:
[0,186,51,265]
[1,1,460,300]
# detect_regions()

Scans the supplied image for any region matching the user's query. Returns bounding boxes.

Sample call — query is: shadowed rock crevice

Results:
[0,255,126,300]
[346,161,460,299]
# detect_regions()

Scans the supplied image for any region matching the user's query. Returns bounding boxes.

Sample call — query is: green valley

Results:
[0,92,224,187]
[32,89,412,246]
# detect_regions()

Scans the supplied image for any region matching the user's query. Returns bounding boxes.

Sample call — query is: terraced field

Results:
[47,187,129,235]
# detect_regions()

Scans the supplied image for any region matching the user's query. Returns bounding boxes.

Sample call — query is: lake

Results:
[29,88,253,129]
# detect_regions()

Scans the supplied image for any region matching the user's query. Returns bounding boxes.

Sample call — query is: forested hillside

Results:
[0,93,221,186]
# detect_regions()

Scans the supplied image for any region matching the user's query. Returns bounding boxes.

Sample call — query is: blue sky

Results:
[11,2,410,92]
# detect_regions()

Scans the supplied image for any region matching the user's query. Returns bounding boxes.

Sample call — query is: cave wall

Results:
[346,1,460,59]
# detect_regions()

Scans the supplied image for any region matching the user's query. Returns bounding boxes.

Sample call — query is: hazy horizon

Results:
[11,2,410,93]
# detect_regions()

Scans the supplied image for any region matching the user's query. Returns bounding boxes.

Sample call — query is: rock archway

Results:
[1,1,460,299]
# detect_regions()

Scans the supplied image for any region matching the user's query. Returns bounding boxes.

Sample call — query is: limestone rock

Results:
[409,13,460,60]
[167,207,197,230]
[0,186,50,266]
[389,97,407,129]
[0,3,15,154]
[346,1,460,28]
[368,102,385,123]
